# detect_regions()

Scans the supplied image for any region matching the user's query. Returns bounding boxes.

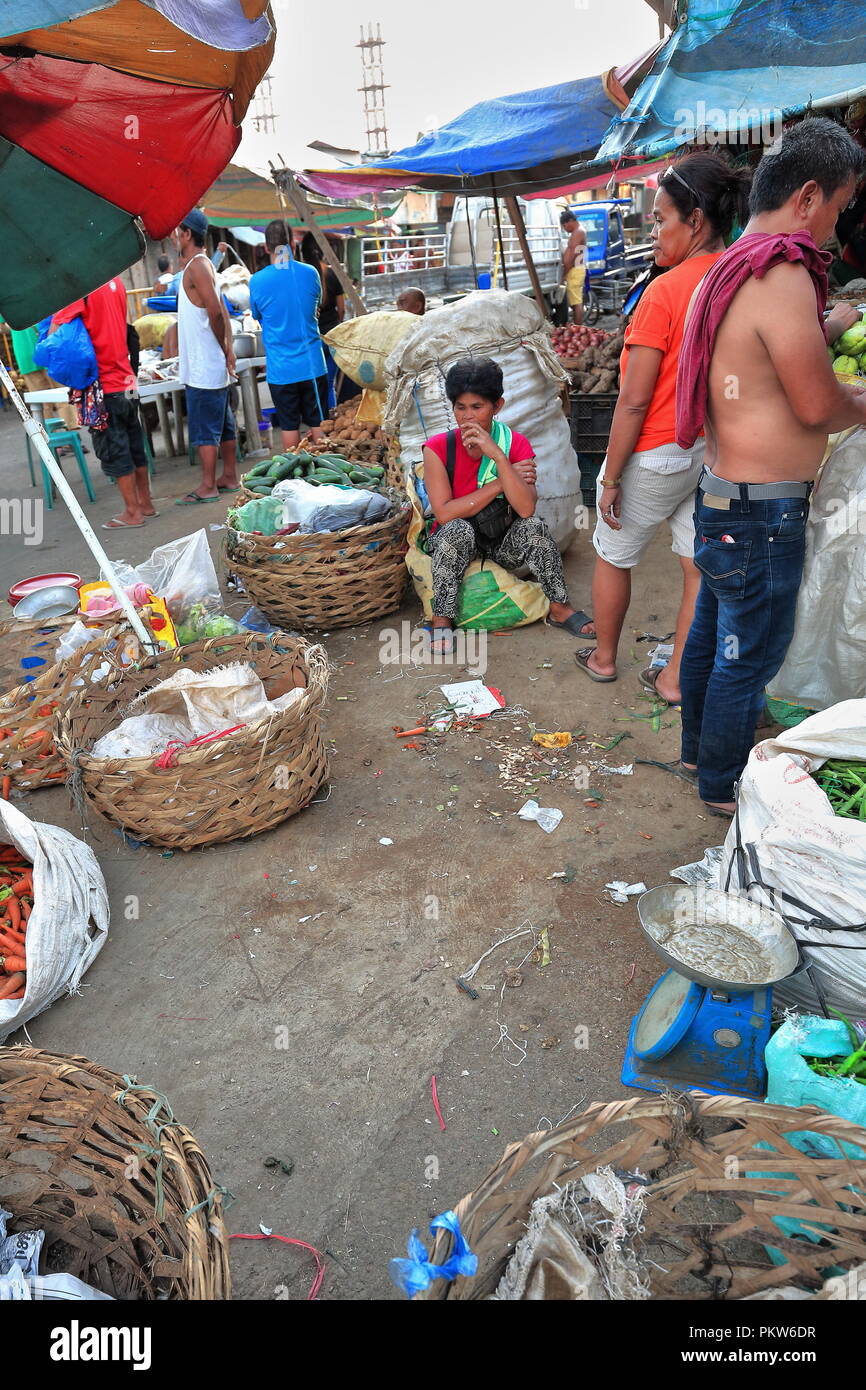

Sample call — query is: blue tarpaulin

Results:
[598,0,866,161]
[301,75,622,198]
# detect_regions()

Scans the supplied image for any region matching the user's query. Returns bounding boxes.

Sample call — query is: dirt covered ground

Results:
[0,405,729,1299]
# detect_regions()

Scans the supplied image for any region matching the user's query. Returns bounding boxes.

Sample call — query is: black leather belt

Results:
[700,468,812,501]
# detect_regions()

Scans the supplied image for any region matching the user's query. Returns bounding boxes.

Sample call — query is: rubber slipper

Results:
[702,802,735,820]
[546,609,595,640]
[217,484,242,494]
[639,666,681,710]
[174,492,219,506]
[574,647,616,682]
[426,624,455,656]
[102,517,145,529]
[635,758,698,786]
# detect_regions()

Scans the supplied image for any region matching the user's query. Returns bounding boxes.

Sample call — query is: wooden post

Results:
[491,174,509,291]
[504,195,545,308]
[272,168,368,317]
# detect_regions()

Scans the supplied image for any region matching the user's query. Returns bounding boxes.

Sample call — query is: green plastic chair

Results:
[40,429,96,509]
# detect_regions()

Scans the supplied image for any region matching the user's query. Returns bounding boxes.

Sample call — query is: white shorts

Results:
[592,440,705,570]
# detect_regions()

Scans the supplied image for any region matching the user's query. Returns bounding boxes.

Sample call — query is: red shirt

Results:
[52,279,135,395]
[425,428,534,498]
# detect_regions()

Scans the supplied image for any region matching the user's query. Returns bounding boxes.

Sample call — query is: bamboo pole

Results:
[504,195,545,308]
[0,361,157,652]
[271,168,368,317]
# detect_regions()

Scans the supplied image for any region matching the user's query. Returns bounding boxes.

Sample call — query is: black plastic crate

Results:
[569,390,617,456]
[578,452,603,508]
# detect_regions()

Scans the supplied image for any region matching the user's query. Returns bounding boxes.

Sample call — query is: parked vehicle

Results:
[356,196,565,308]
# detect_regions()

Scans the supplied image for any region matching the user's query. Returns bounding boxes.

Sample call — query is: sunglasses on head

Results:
[662,165,701,208]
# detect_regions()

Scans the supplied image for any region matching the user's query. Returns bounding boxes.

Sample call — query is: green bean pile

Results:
[812,760,866,820]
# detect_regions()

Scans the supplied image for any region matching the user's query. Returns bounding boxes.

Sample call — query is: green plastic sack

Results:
[230,496,284,536]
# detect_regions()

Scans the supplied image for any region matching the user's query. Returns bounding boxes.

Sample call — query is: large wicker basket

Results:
[0,1047,231,1299]
[0,615,85,693]
[0,618,116,791]
[415,1093,866,1301]
[54,632,329,850]
[224,493,411,631]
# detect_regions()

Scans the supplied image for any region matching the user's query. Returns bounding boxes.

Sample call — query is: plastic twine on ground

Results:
[388,1210,478,1298]
[229,1232,327,1300]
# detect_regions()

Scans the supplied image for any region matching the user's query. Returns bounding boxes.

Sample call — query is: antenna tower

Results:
[357,22,390,158]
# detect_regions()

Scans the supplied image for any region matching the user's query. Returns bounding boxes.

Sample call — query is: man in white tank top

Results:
[172,209,240,504]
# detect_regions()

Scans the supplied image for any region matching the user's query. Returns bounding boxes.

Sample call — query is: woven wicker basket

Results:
[415,1093,866,1301]
[0,1047,230,1299]
[0,619,117,791]
[224,493,411,631]
[54,632,329,850]
[0,615,85,693]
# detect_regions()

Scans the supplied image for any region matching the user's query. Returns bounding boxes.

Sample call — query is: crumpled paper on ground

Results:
[92,661,303,760]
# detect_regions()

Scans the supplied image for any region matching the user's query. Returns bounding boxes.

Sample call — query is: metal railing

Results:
[360,232,447,277]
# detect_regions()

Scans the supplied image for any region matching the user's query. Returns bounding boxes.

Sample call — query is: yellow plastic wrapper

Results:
[532,732,572,749]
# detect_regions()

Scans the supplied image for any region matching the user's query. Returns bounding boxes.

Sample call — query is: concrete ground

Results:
[0,401,729,1300]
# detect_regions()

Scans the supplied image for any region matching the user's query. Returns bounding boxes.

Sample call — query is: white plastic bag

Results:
[384,290,580,550]
[107,529,221,623]
[0,801,109,1042]
[720,699,866,1015]
[272,479,391,532]
[770,427,866,709]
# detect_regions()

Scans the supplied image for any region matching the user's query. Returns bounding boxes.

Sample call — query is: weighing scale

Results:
[621,885,801,1099]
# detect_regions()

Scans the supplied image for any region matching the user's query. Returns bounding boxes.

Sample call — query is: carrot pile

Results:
[0,700,64,792]
[0,846,33,1001]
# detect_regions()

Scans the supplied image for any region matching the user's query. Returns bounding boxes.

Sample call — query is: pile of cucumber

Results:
[242,449,385,496]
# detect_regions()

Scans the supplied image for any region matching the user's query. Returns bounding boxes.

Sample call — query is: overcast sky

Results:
[237,0,663,175]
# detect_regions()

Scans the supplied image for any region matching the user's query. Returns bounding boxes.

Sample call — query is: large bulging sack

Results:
[325,311,419,390]
[770,427,866,711]
[384,290,580,551]
[720,701,866,1017]
[0,800,109,1043]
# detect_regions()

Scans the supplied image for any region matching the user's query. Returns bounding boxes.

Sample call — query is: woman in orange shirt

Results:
[575,154,750,707]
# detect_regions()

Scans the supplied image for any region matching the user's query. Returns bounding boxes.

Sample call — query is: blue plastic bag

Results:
[33,315,97,389]
[389,1210,477,1298]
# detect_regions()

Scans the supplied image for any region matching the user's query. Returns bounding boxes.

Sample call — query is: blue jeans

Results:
[680,483,810,803]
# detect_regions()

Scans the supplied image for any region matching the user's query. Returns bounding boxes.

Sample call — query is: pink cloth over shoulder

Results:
[675,231,831,448]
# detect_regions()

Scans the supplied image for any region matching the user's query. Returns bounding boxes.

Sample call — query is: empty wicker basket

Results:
[224,492,411,631]
[0,1047,231,1299]
[54,631,329,850]
[415,1093,866,1300]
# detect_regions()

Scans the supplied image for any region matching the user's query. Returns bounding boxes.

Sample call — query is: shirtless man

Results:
[677,119,866,815]
[172,209,239,504]
[560,210,587,325]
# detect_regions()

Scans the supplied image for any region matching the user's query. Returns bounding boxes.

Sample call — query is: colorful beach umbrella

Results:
[0,0,274,327]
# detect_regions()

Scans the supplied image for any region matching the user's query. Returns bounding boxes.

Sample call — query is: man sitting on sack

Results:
[421,357,587,653]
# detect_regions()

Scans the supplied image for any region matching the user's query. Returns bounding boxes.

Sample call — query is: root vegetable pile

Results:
[552,324,626,394]
[0,846,33,1001]
[319,398,387,444]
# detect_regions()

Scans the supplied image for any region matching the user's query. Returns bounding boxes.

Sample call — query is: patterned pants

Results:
[427,515,569,619]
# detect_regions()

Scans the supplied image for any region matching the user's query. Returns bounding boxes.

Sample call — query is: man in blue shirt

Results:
[248,220,329,449]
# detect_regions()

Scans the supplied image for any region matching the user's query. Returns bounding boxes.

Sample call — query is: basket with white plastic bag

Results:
[720,699,866,1017]
[0,800,108,1042]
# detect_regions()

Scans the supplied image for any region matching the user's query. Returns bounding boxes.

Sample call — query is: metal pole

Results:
[491,175,509,291]
[464,197,479,287]
[0,361,157,652]
[272,168,368,317]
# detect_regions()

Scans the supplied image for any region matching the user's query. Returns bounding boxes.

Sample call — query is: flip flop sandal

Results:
[102,517,145,529]
[217,484,242,494]
[635,758,698,786]
[703,803,736,820]
[574,647,616,682]
[426,624,455,656]
[546,609,595,639]
[639,666,680,709]
[174,492,219,506]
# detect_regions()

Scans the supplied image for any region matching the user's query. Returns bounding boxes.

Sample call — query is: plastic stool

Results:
[41,430,96,509]
[44,417,67,434]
